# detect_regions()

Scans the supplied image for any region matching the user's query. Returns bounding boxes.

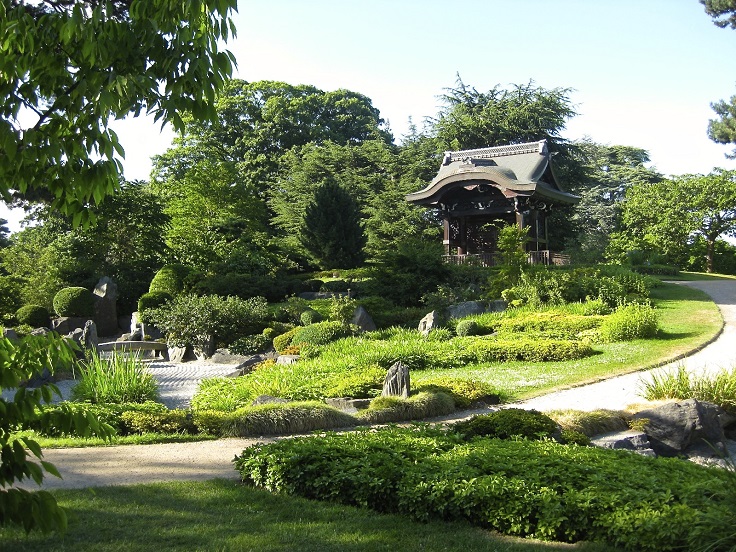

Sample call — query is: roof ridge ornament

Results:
[442,139,548,165]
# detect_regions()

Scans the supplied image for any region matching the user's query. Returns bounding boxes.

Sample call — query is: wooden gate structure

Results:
[405,140,579,266]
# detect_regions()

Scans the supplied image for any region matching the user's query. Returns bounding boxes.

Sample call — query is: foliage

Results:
[220,402,358,437]
[236,426,734,550]
[328,295,357,324]
[702,0,736,28]
[71,351,159,404]
[599,303,659,342]
[291,321,359,348]
[489,311,604,339]
[299,308,323,326]
[299,180,367,269]
[0,275,24,324]
[52,286,93,317]
[640,365,736,413]
[148,264,192,297]
[356,392,456,423]
[229,334,272,356]
[486,224,529,299]
[323,365,385,399]
[15,305,50,328]
[272,326,302,353]
[31,400,168,436]
[146,294,269,350]
[546,409,631,438]
[1,333,113,533]
[611,170,736,272]
[462,336,593,363]
[452,409,560,441]
[136,291,172,322]
[0,1,236,222]
[414,377,500,408]
[120,410,196,435]
[455,319,481,337]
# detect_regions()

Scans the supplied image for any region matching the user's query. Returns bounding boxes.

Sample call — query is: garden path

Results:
[15,279,736,490]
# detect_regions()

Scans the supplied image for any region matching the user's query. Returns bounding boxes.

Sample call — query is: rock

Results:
[351,306,377,332]
[118,314,132,332]
[167,345,189,363]
[418,310,440,336]
[382,361,410,398]
[447,301,485,320]
[210,348,250,364]
[93,276,118,337]
[325,397,372,413]
[251,395,289,406]
[52,316,89,335]
[119,330,142,342]
[633,399,726,457]
[591,430,656,457]
[298,291,352,300]
[3,328,18,340]
[81,320,98,350]
[276,355,300,365]
[194,336,216,360]
[30,327,51,336]
[486,300,507,313]
[227,353,272,377]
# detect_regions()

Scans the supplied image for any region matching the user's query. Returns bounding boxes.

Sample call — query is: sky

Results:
[3,0,736,232]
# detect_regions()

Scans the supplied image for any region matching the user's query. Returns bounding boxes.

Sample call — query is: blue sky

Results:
[4,0,736,231]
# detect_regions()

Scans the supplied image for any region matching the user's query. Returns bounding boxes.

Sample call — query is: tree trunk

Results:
[706,237,716,273]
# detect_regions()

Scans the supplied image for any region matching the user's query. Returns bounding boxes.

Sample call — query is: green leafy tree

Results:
[611,169,736,271]
[701,0,736,28]
[300,180,367,269]
[0,0,236,223]
[564,139,662,262]
[0,333,113,533]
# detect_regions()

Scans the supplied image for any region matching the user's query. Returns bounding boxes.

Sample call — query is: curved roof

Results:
[406,140,579,206]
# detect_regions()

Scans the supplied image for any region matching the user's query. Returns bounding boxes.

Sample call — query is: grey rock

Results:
[30,327,51,336]
[251,395,289,406]
[194,335,216,360]
[633,399,726,457]
[486,300,508,313]
[447,301,485,320]
[298,291,353,300]
[210,348,251,364]
[3,328,18,340]
[591,430,656,456]
[418,310,440,336]
[81,320,98,350]
[351,306,377,333]
[382,361,410,398]
[93,276,118,337]
[325,397,372,413]
[118,314,132,332]
[167,345,191,363]
[276,355,300,365]
[52,316,89,335]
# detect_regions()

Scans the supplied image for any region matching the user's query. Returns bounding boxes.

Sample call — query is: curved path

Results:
[20,279,736,490]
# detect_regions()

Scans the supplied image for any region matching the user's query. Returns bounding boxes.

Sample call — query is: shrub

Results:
[291,320,358,348]
[137,291,172,315]
[192,409,231,435]
[300,308,323,326]
[455,319,480,337]
[222,401,358,436]
[146,294,269,350]
[31,401,167,436]
[52,286,94,317]
[320,279,350,292]
[415,377,500,409]
[0,275,23,324]
[120,409,196,434]
[15,304,50,328]
[452,409,559,441]
[632,264,680,276]
[640,365,736,413]
[324,365,385,398]
[148,264,192,296]
[273,326,302,353]
[546,409,631,437]
[463,336,594,363]
[229,334,272,355]
[262,327,277,340]
[356,392,456,424]
[302,278,324,292]
[559,429,591,446]
[599,302,659,342]
[493,311,604,339]
[71,351,159,404]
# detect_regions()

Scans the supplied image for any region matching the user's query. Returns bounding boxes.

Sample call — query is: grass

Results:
[71,351,159,404]
[639,364,736,413]
[0,479,617,552]
[414,282,722,400]
[11,429,217,449]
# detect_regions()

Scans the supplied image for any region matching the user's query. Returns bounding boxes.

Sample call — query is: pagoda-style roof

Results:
[406,140,579,207]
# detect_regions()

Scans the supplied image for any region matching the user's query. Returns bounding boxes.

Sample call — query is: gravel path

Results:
[16,279,736,490]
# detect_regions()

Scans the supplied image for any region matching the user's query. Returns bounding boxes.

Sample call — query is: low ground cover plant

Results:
[235,425,735,551]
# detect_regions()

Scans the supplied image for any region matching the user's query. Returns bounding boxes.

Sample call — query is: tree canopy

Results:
[701,0,736,28]
[0,0,237,224]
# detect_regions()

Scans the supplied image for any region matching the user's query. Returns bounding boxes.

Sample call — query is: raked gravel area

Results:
[10,279,736,490]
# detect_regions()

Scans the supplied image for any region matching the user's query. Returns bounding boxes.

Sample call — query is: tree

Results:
[701,0,736,28]
[0,0,236,533]
[0,0,237,223]
[564,139,662,262]
[612,169,736,271]
[300,180,367,269]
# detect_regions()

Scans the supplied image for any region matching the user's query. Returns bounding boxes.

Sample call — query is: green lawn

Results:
[413,281,723,400]
[1,480,616,552]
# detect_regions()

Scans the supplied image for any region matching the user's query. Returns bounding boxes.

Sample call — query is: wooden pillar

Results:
[457,217,466,255]
[442,218,450,254]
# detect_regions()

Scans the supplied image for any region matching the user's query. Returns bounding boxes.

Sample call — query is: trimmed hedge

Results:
[15,304,50,328]
[53,286,94,317]
[300,308,323,326]
[355,392,455,424]
[220,402,358,436]
[273,326,302,353]
[137,291,172,314]
[452,409,559,441]
[120,409,196,434]
[415,377,500,408]
[148,264,191,296]
[291,321,358,348]
[235,426,735,551]
[462,337,594,363]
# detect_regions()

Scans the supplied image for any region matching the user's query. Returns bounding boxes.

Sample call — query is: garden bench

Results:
[97,341,169,361]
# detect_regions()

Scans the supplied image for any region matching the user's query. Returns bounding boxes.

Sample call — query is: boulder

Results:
[93,276,118,337]
[167,345,189,363]
[591,430,656,457]
[487,300,508,313]
[446,301,485,320]
[3,328,18,340]
[351,306,377,332]
[52,316,89,335]
[276,355,300,365]
[382,361,410,399]
[418,310,440,336]
[324,397,371,413]
[194,336,216,360]
[81,320,98,350]
[633,399,726,457]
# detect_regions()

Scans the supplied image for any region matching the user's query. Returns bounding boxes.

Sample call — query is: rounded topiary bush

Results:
[300,308,323,326]
[452,408,560,441]
[302,279,324,292]
[138,291,172,314]
[291,320,357,347]
[455,319,480,337]
[53,287,94,317]
[15,304,50,328]
[148,264,192,296]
